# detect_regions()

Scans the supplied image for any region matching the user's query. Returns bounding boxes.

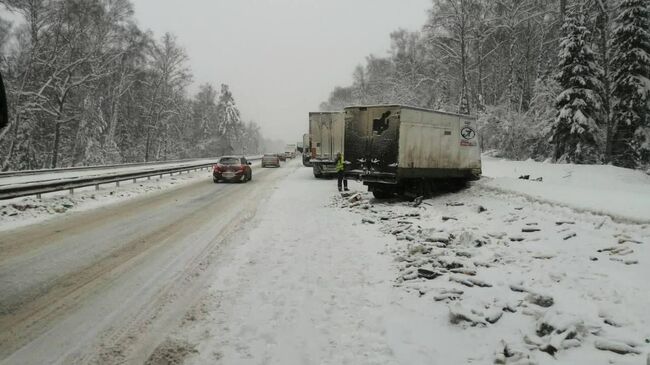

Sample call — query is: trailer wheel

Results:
[312,165,323,178]
[372,190,392,199]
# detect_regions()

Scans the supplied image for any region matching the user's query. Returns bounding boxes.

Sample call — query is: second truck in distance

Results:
[308,112,345,178]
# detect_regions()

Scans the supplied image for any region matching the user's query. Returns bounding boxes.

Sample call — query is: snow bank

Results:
[479,156,650,223]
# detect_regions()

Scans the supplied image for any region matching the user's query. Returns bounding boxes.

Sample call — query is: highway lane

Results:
[0,160,296,364]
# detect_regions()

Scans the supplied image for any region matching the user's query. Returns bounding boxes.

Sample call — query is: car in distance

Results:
[213,156,252,183]
[262,153,280,168]
[277,153,286,162]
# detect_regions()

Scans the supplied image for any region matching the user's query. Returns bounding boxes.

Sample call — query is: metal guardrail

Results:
[0,157,262,200]
[0,157,220,178]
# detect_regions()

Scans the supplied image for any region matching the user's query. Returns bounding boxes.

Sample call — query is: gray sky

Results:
[131,0,431,142]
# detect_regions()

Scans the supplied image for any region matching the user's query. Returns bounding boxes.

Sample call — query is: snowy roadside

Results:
[334,184,650,364]
[479,155,650,223]
[156,163,648,365]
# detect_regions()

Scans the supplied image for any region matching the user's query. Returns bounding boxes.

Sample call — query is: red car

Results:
[213,156,252,183]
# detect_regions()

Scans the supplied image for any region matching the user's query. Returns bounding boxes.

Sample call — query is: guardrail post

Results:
[133,178,136,183]
[36,193,41,199]
[69,188,74,195]
[160,174,163,179]
[148,176,151,180]
[95,184,100,191]
[116,181,120,187]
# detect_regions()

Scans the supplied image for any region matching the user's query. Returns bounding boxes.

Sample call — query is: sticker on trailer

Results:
[461,127,476,140]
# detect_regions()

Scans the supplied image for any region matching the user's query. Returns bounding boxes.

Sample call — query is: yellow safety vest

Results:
[336,155,345,172]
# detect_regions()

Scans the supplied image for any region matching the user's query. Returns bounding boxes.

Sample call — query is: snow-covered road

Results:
[0,161,288,364]
[0,159,648,364]
[146,163,649,364]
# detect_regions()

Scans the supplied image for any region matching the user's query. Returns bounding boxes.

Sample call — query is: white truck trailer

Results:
[309,112,345,178]
[344,105,481,198]
[284,144,296,159]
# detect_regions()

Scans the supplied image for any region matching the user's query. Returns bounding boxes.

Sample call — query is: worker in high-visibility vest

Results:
[336,152,348,192]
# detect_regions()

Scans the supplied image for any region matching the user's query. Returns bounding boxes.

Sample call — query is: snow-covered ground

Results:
[2,156,648,364]
[153,161,649,364]
[480,155,650,223]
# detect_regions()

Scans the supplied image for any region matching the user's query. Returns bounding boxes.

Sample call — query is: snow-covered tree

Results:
[216,84,241,155]
[550,8,603,164]
[609,0,650,168]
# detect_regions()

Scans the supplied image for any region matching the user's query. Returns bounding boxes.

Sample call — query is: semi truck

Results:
[301,133,312,167]
[343,105,481,198]
[309,111,344,178]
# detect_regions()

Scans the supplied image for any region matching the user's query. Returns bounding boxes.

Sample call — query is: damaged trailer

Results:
[343,105,481,198]
[308,112,345,178]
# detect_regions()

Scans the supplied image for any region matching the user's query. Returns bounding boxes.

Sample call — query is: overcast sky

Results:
[131,0,431,143]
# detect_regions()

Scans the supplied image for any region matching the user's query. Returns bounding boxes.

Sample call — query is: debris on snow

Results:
[325,166,650,364]
[594,339,642,355]
[417,268,442,280]
[522,227,541,233]
[446,202,465,207]
[494,340,537,365]
[556,220,575,226]
[449,303,487,327]
[485,308,504,324]
[348,193,363,203]
[563,232,577,240]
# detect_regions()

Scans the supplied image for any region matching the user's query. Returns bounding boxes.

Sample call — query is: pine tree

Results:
[551,8,604,164]
[216,84,242,155]
[610,0,650,168]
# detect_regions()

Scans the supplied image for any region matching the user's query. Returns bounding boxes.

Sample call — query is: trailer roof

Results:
[343,104,477,119]
[308,111,342,115]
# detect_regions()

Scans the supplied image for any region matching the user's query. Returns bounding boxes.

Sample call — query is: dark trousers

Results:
[337,170,348,190]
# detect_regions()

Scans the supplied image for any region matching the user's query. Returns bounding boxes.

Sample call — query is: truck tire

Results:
[313,165,322,178]
[372,190,392,199]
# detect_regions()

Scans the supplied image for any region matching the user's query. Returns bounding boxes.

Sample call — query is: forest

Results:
[320,0,650,169]
[0,0,264,170]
